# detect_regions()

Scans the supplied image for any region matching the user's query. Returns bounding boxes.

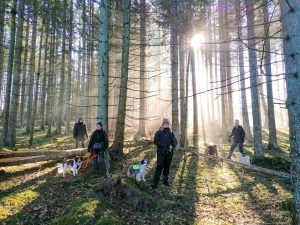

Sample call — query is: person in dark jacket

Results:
[151,118,177,189]
[73,118,88,148]
[88,122,109,176]
[228,120,246,159]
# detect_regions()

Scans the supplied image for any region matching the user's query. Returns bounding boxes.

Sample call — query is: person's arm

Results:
[103,131,109,150]
[154,131,164,148]
[88,132,94,152]
[229,128,234,142]
[171,132,178,149]
[241,126,245,141]
[84,124,88,138]
[73,124,77,139]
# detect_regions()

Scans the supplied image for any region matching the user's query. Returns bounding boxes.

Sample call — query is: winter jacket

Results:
[88,129,109,152]
[73,122,88,140]
[230,125,245,142]
[154,128,177,155]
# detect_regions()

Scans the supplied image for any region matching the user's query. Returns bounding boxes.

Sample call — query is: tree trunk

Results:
[191,48,199,146]
[8,0,25,147]
[97,0,109,132]
[263,0,278,150]
[245,0,264,157]
[65,0,73,134]
[19,21,30,127]
[29,17,45,146]
[2,0,17,145]
[179,31,187,147]
[26,0,38,134]
[137,0,146,137]
[79,0,87,117]
[110,0,131,158]
[56,0,67,134]
[171,0,179,142]
[0,0,6,105]
[279,1,300,223]
[235,0,253,141]
[258,77,269,129]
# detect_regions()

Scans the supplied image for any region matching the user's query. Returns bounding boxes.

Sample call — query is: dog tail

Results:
[57,164,64,174]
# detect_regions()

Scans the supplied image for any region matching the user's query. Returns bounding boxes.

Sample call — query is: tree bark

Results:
[2,0,17,145]
[8,0,25,147]
[110,0,131,158]
[279,1,300,223]
[235,0,253,141]
[171,0,179,142]
[245,0,264,157]
[0,0,6,105]
[263,0,278,150]
[19,21,30,127]
[191,48,199,146]
[97,0,109,132]
[26,0,38,134]
[137,0,146,137]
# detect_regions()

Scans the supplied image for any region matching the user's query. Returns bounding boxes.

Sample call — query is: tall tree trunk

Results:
[183,48,190,148]
[79,0,87,117]
[171,0,179,141]
[110,0,131,158]
[56,0,67,134]
[218,0,227,133]
[191,48,199,146]
[97,0,109,132]
[245,0,264,157]
[0,0,6,104]
[263,0,278,149]
[258,77,269,129]
[224,2,233,127]
[46,28,55,137]
[26,0,38,134]
[65,0,73,134]
[2,0,17,145]
[19,21,30,127]
[29,18,45,146]
[280,1,300,223]
[8,0,25,147]
[179,31,187,147]
[137,0,146,137]
[235,0,252,141]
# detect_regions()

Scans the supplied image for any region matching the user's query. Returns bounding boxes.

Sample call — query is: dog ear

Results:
[141,159,145,165]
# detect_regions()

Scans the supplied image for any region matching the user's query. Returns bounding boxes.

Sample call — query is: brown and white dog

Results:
[206,144,218,157]
[57,156,84,177]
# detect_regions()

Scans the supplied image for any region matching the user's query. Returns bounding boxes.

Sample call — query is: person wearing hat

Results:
[88,122,109,176]
[152,118,177,189]
[73,117,88,148]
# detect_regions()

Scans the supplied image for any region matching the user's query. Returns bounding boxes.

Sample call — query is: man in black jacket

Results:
[73,118,88,148]
[152,118,177,189]
[228,120,246,159]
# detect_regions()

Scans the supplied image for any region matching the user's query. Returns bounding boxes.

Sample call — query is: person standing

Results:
[152,118,177,189]
[73,117,88,148]
[88,122,109,176]
[228,119,246,159]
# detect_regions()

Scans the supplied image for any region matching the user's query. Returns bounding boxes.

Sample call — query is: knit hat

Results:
[97,122,102,127]
[161,118,170,126]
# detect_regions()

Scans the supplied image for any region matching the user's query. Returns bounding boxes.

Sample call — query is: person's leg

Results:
[92,152,99,174]
[162,152,173,185]
[75,139,79,148]
[228,141,238,159]
[238,141,244,154]
[81,140,85,148]
[152,153,165,187]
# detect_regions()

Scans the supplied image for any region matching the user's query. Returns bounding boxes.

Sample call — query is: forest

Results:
[0,0,299,224]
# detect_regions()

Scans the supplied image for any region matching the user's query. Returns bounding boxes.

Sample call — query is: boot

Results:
[163,176,170,186]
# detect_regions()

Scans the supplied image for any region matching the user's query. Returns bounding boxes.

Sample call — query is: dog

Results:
[127,159,148,182]
[57,156,84,177]
[236,152,250,164]
[205,144,218,157]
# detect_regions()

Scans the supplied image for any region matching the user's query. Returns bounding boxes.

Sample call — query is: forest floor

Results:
[0,128,293,225]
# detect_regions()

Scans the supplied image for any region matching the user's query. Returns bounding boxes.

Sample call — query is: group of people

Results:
[73,117,246,189]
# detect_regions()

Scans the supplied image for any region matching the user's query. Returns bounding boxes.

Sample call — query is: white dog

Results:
[236,152,250,165]
[58,156,84,177]
[127,159,148,181]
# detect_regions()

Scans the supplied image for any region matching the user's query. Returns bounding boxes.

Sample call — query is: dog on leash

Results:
[205,144,218,157]
[127,159,148,182]
[236,152,250,164]
[57,156,84,177]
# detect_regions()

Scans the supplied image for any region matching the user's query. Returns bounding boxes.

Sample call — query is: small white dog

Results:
[58,156,84,177]
[127,159,148,181]
[236,152,250,165]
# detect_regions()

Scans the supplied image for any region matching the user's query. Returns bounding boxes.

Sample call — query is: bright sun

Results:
[191,34,205,48]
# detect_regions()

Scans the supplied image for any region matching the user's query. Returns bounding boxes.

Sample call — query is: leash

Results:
[83,152,92,169]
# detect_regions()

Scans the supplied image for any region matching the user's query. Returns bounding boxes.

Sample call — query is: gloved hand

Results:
[228,137,231,143]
